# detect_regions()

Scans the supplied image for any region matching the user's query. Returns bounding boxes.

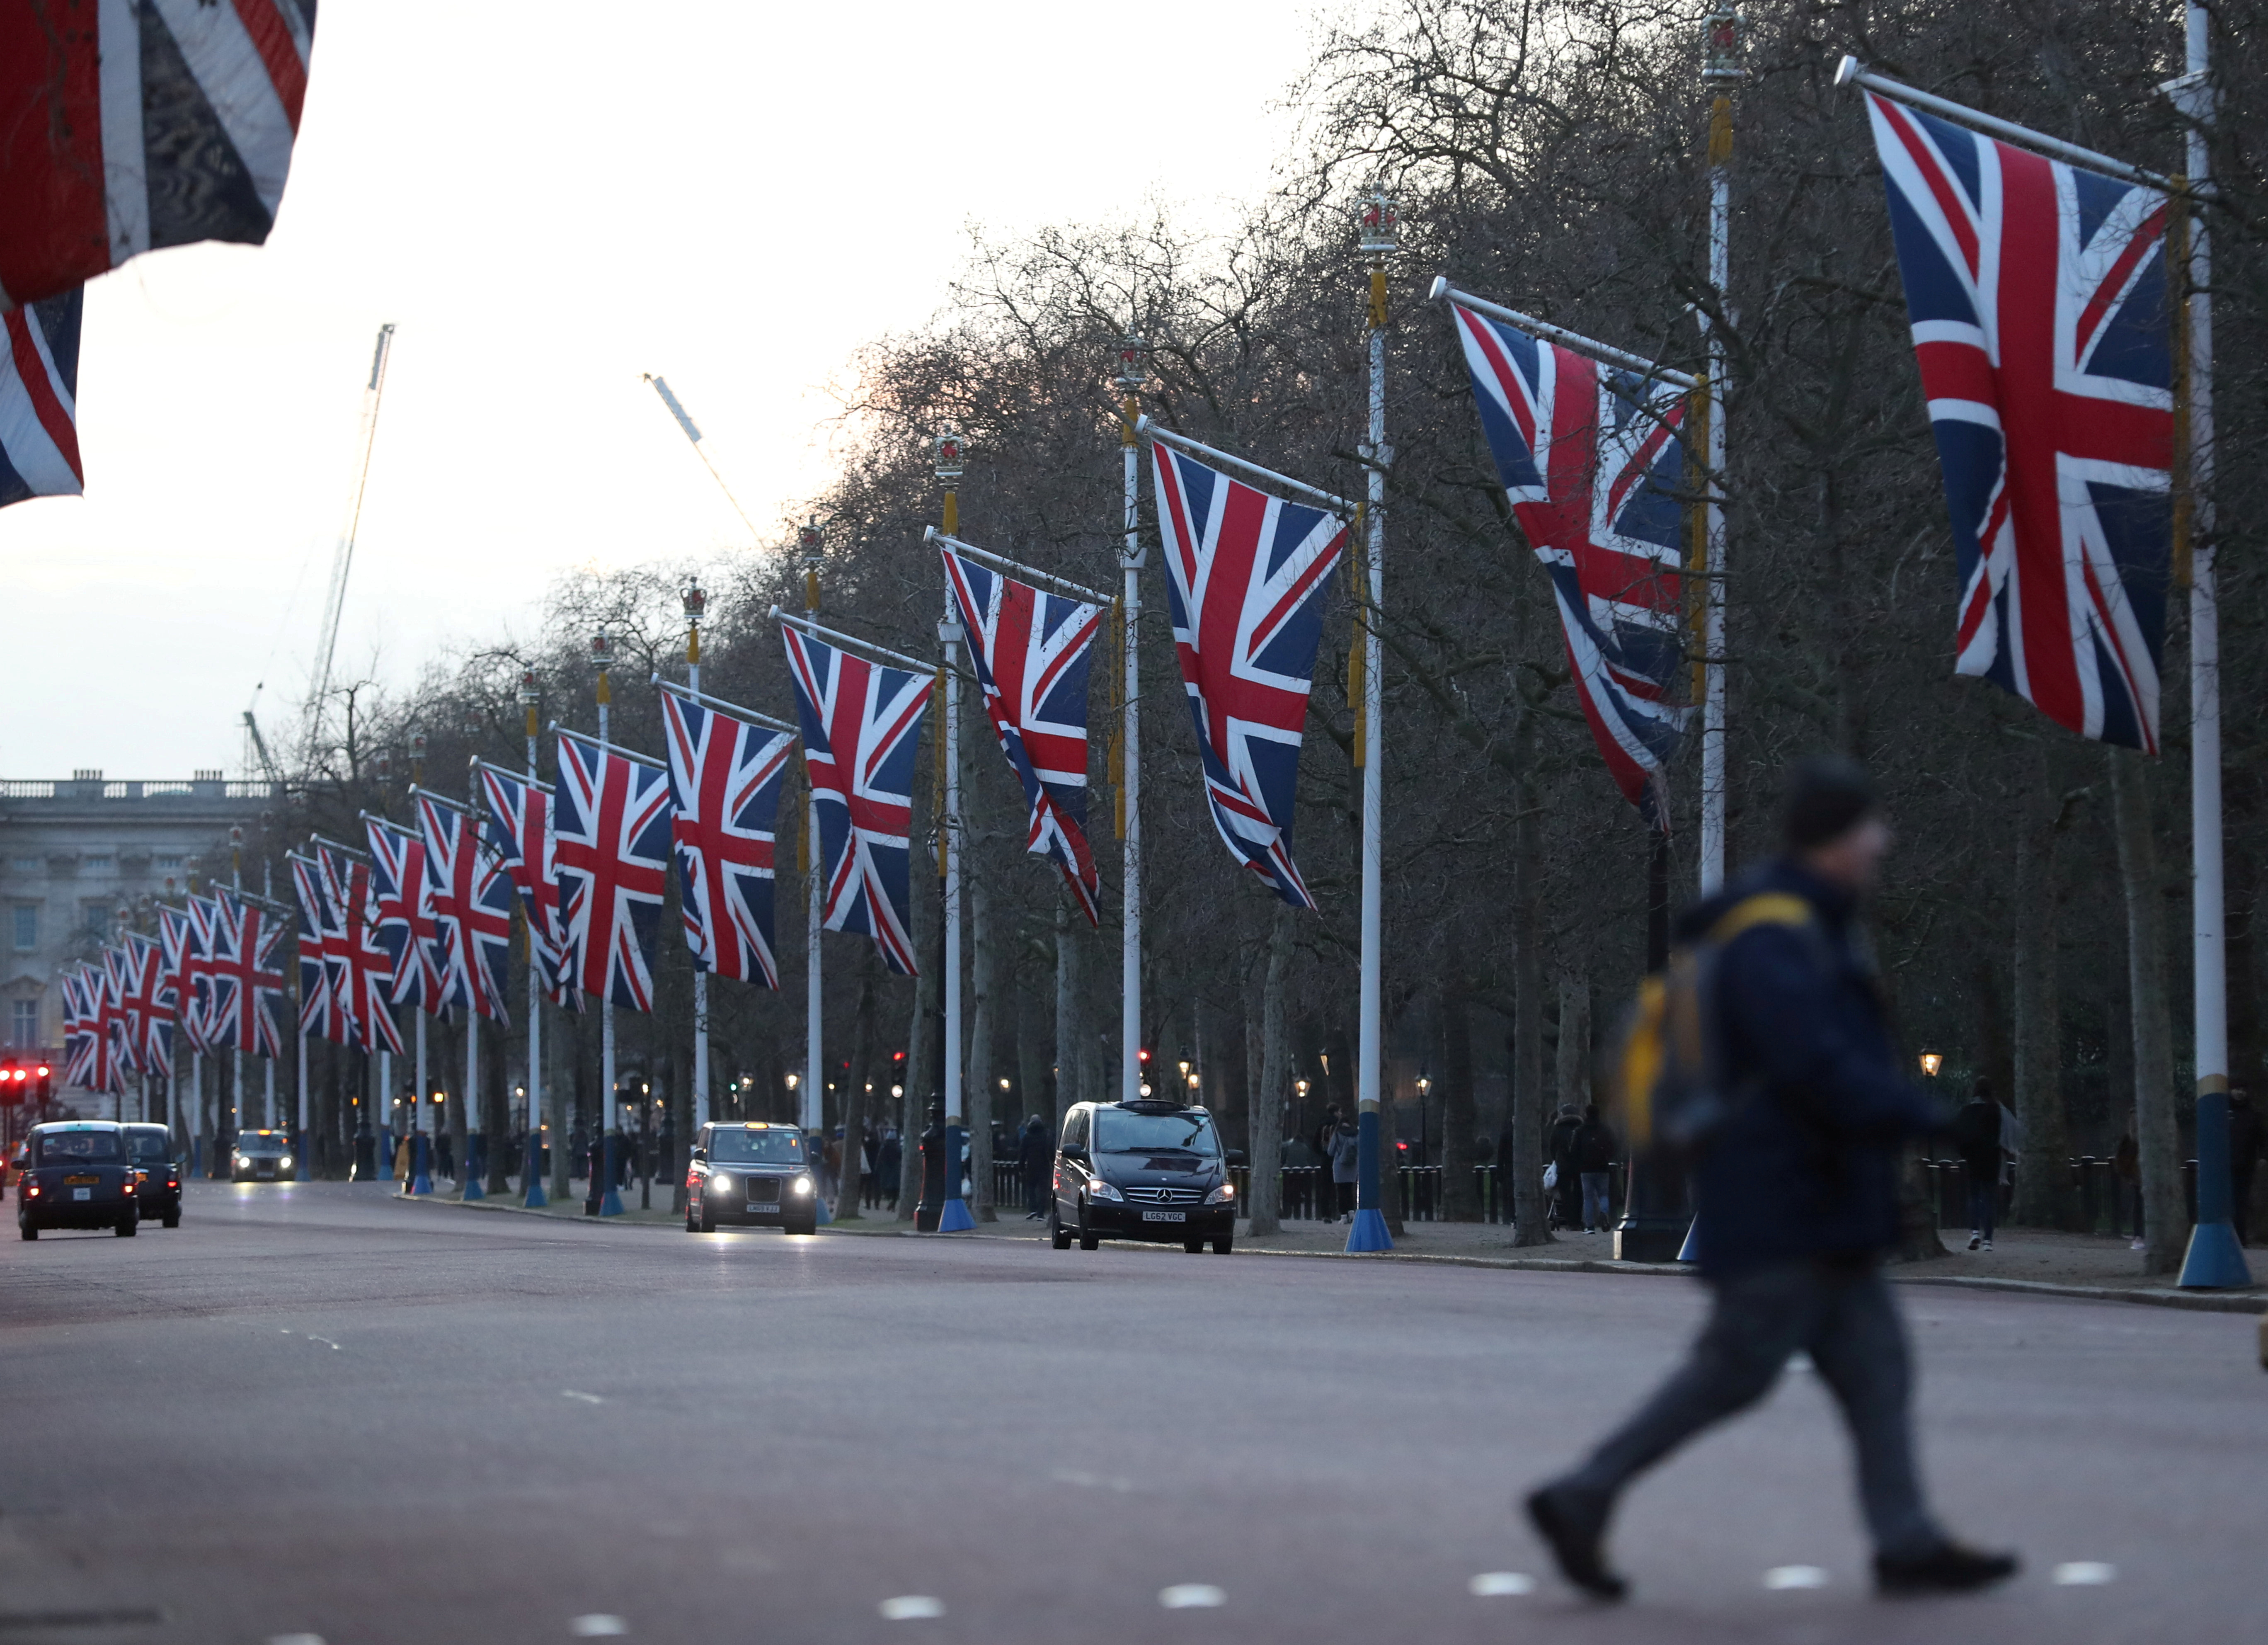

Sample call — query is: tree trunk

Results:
[446,1019,469,1184]
[485,1010,512,1195]
[1054,896,1081,1126]
[1017,951,1048,1137]
[1508,703,1550,1246]
[966,829,996,1222]
[1555,965,1592,1114]
[899,849,942,1221]
[2110,749,2183,1276]
[2010,742,2070,1228]
[834,962,877,1220]
[1247,902,1293,1235]
[1438,979,1480,1220]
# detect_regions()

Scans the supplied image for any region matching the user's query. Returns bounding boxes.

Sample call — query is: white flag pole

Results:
[1699,9,1739,897]
[593,631,624,1217]
[1115,341,1147,1106]
[520,670,548,1207]
[797,526,831,1223]
[684,584,710,1138]
[936,434,975,1231]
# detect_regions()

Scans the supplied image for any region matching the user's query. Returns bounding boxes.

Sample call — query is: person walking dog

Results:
[1524,755,2016,1601]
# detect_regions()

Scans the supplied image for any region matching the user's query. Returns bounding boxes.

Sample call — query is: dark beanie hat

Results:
[1783,754,1876,849]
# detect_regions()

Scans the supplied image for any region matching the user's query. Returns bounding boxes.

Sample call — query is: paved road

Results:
[2,1182,2258,1644]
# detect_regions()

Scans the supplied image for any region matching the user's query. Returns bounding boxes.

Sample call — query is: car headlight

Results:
[236,1156,250,1167]
[1089,1179,1124,1202]
[280,1155,293,1169]
[790,1174,814,1196]
[710,1173,735,1196]
[1204,1182,1234,1204]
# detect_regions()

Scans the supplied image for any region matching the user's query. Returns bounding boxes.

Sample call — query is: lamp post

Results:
[1114,335,1149,1106]
[593,627,624,1216]
[1697,6,1739,896]
[797,523,826,1162]
[934,430,975,1233]
[521,669,548,1206]
[1918,1051,1943,1080]
[1348,187,1396,1254]
[684,580,711,1145]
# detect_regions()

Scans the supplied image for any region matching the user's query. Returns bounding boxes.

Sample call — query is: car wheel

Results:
[1212,1237,1233,1255]
[696,1199,716,1234]
[116,1215,137,1237]
[1184,1238,1205,1254]
[162,1214,180,1229]
[1077,1200,1098,1251]
[19,1224,35,1240]
[1050,1205,1072,1250]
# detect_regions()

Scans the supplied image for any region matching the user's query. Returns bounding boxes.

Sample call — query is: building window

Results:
[9,855,39,873]
[83,901,110,938]
[9,1000,35,1048]
[156,854,184,872]
[83,855,113,873]
[11,905,35,950]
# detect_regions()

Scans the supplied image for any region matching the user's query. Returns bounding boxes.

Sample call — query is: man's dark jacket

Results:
[1685,858,1941,1278]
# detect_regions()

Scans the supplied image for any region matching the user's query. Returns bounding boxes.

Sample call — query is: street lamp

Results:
[1357,188,1399,263]
[1114,333,1151,395]
[1919,1051,1943,1078]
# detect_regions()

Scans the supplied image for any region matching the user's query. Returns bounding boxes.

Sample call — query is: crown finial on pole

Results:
[683,580,706,666]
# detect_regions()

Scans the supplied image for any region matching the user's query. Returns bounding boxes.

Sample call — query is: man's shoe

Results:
[1980,1239,1993,1252]
[1873,1542,2019,1595]
[1967,1233,1981,1250]
[1524,1484,1627,1601]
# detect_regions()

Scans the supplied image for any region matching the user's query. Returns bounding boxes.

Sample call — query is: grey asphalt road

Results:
[2,1181,2258,1645]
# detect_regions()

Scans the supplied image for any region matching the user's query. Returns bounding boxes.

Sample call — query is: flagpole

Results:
[405,741,434,1195]
[1115,340,1148,1106]
[520,670,548,1207]
[1348,194,1396,1254]
[2170,6,2247,1289]
[1698,7,1737,898]
[684,582,710,1140]
[593,629,624,1217]
[372,1046,388,1182]
[261,857,277,1131]
[936,432,975,1232]
[797,524,831,1225]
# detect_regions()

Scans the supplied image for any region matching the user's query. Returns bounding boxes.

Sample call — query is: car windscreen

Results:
[239,1135,288,1155]
[38,1132,123,1165]
[1092,1110,1221,1157]
[128,1133,172,1162]
[707,1128,804,1165]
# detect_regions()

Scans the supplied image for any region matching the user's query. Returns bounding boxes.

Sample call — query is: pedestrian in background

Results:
[1952,1077,2004,1251]
[876,1126,902,1211]
[2115,1128,2142,1250]
[2229,1089,2260,1246]
[1573,1104,1616,1234]
[1525,755,2015,1601]
[1548,1102,1583,1230]
[1020,1115,1051,1220]
[1328,1120,1358,1221]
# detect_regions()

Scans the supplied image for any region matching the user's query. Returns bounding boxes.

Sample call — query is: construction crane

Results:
[643,373,760,543]
[303,322,397,759]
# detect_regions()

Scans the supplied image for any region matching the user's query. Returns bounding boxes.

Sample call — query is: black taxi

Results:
[122,1123,183,1227]
[685,1121,820,1235]
[1050,1100,1236,1254]
[230,1129,298,1182]
[17,1121,140,1239]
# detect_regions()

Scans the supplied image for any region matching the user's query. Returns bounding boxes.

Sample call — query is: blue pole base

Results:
[937,1195,976,1233]
[2177,1219,2253,1289]
[523,1138,548,1208]
[1676,1217,1701,1263]
[462,1155,485,1202]
[813,1195,833,1225]
[1344,1207,1393,1252]
[410,1134,433,1196]
[598,1184,625,1216]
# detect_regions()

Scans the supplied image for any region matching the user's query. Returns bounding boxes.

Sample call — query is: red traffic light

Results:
[1137,1048,1151,1064]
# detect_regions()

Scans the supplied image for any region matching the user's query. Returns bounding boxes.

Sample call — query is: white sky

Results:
[1,0,1331,779]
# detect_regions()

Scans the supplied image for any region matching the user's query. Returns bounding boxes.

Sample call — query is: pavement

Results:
[2,1179,2261,1644]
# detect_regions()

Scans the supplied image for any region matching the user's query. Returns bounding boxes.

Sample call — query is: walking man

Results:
[1573,1104,1616,1235]
[1952,1077,2004,1251]
[1524,756,2016,1600]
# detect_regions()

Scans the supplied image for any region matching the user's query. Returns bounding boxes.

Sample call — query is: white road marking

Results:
[880,1596,944,1620]
[305,1336,340,1351]
[1051,1468,1134,1492]
[1763,1565,1829,1590]
[1468,1572,1536,1596]
[562,1390,604,1404]
[1159,1584,1226,1609]
[2054,1562,2118,1586]
[268,1635,324,1644]
[569,1616,626,1636]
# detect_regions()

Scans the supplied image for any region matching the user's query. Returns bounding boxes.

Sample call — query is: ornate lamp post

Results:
[929,432,974,1233]
[519,668,549,1206]
[1113,333,1149,1109]
[590,628,624,1215]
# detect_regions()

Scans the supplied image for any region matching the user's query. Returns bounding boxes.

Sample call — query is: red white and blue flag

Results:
[553,730,675,1010]
[1448,296,1690,825]
[114,932,172,1076]
[208,891,285,1059]
[95,950,131,1090]
[478,762,581,1011]
[61,966,99,1090]
[334,849,402,1055]
[156,903,202,1055]
[185,895,227,1052]
[366,818,443,1013]
[1862,91,2171,751]
[0,0,317,311]
[0,288,82,509]
[940,547,1104,924]
[290,852,351,1046]
[1150,444,1345,908]
[658,685,795,989]
[416,793,513,1024]
[781,626,933,976]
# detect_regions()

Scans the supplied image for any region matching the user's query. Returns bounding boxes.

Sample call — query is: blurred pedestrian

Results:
[1020,1114,1051,1220]
[1548,1102,1583,1230]
[1573,1104,1616,1234]
[1328,1118,1358,1222]
[2115,1128,2142,1250]
[2229,1089,2260,1246]
[876,1126,902,1210]
[1525,755,2014,1601]
[1952,1077,2005,1251]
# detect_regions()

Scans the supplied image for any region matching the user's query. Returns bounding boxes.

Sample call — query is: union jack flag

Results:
[94,951,130,1091]
[477,762,579,1010]
[1862,91,2171,751]
[61,966,98,1089]
[1150,444,1345,908]
[114,932,173,1076]
[780,626,933,975]
[366,818,443,1012]
[658,685,795,989]
[185,895,227,1051]
[1449,296,1690,825]
[208,891,285,1059]
[156,903,206,1055]
[554,730,675,1010]
[940,547,1104,924]
[416,793,513,1023]
[1,287,82,508]
[0,0,317,310]
[316,844,402,1055]
[290,852,351,1046]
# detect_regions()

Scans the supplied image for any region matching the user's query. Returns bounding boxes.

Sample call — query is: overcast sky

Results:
[1,0,1330,779]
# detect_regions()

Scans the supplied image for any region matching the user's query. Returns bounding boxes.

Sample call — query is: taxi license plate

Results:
[65,1174,97,1184]
[1141,1209,1186,1223]
[73,1187,92,1201]
[745,1202,776,1215]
